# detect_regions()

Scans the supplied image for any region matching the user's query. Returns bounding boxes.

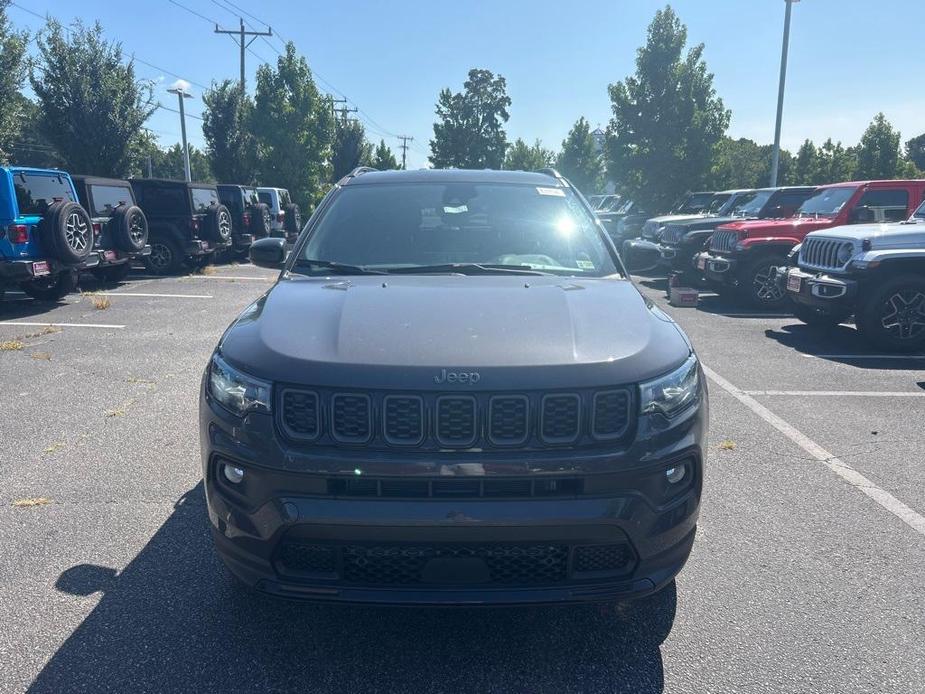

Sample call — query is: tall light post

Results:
[167,80,194,182]
[770,0,798,187]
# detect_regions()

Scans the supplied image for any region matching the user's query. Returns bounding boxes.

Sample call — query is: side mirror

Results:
[249,236,287,269]
[621,239,661,273]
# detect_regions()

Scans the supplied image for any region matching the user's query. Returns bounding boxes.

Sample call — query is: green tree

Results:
[7,95,61,168]
[815,138,856,183]
[145,142,213,182]
[0,0,27,162]
[202,79,257,184]
[330,117,372,182]
[430,68,511,169]
[791,140,819,185]
[556,117,603,193]
[854,113,901,180]
[504,138,554,171]
[30,19,155,177]
[905,133,925,171]
[253,42,334,209]
[371,139,398,170]
[709,137,787,189]
[605,6,730,211]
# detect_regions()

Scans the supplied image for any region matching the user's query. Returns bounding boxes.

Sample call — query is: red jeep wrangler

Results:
[693,180,925,307]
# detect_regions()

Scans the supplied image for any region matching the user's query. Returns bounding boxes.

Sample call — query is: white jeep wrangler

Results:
[780,199,925,352]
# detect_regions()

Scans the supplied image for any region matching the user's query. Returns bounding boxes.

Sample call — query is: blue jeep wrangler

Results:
[0,166,97,302]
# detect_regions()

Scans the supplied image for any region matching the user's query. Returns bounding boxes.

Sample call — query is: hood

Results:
[668,215,745,232]
[807,219,925,250]
[219,275,691,390]
[648,213,709,226]
[717,216,835,236]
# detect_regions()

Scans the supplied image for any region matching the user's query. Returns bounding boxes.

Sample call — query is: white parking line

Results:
[0,321,125,329]
[703,364,925,538]
[801,353,925,360]
[96,292,213,299]
[743,390,925,397]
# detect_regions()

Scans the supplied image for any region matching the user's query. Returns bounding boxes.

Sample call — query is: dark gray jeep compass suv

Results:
[200,167,707,606]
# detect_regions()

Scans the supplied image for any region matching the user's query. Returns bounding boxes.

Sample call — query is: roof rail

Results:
[338,166,378,186]
[535,167,571,187]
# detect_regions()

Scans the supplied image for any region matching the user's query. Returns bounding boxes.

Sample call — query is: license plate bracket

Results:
[697,256,707,270]
[32,261,50,277]
[787,273,802,293]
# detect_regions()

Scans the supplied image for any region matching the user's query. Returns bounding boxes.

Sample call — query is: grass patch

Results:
[196,264,218,275]
[126,376,155,385]
[24,326,62,338]
[31,352,52,361]
[13,497,52,508]
[43,442,65,454]
[104,398,135,417]
[0,340,25,351]
[718,439,737,451]
[90,295,112,310]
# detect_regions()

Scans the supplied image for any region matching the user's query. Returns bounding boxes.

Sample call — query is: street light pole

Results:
[167,80,195,182]
[770,0,798,187]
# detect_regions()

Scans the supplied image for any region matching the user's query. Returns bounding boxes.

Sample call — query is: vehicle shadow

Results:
[29,483,674,694]
[763,322,925,368]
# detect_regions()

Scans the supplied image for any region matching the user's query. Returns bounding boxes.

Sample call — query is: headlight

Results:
[208,352,271,416]
[836,242,854,265]
[640,354,701,418]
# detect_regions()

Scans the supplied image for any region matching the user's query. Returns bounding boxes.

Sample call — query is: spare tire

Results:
[110,204,149,252]
[38,201,93,265]
[249,203,271,237]
[283,203,302,236]
[205,204,232,243]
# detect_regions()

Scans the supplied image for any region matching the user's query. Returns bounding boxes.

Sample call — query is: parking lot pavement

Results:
[2,267,924,693]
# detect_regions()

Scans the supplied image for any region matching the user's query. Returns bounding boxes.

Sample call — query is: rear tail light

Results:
[189,218,200,233]
[7,224,28,243]
[92,223,102,235]
[277,212,284,223]
[242,212,251,227]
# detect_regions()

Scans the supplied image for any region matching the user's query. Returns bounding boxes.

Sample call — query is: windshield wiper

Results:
[381,263,552,276]
[292,259,387,275]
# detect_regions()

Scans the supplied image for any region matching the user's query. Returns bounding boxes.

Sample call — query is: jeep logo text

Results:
[434,369,481,385]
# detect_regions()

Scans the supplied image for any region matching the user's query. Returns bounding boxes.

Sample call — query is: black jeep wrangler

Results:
[71,176,151,283]
[217,184,272,256]
[129,179,232,274]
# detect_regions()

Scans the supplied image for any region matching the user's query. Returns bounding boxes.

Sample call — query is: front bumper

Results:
[656,243,700,271]
[200,388,706,605]
[780,266,859,310]
[694,251,739,285]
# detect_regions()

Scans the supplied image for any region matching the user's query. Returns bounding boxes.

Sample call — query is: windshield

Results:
[298,182,620,277]
[912,200,925,220]
[729,191,772,218]
[676,192,714,214]
[798,187,855,217]
[705,193,731,214]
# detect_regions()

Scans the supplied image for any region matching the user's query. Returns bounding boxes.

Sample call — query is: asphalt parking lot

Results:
[1,266,924,694]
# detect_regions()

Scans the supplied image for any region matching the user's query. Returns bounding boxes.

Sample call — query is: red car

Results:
[694,179,925,307]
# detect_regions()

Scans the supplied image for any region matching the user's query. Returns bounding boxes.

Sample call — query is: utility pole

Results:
[770,0,799,187]
[214,18,272,90]
[335,105,358,122]
[397,135,414,170]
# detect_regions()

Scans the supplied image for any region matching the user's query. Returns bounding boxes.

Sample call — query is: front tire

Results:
[792,302,852,328]
[857,274,925,352]
[742,255,788,308]
[20,270,78,301]
[144,238,185,275]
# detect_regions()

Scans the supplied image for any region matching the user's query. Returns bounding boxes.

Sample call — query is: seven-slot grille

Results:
[277,387,635,450]
[661,224,685,245]
[799,237,851,272]
[710,229,738,253]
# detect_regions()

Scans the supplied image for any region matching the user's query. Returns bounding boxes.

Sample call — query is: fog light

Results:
[223,464,245,484]
[665,465,686,484]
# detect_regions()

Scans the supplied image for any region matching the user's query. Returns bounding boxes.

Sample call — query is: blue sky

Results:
[14,0,925,170]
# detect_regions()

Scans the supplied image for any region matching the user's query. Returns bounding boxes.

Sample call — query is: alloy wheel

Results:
[753,264,784,303]
[219,211,231,239]
[129,212,146,245]
[65,212,90,252]
[881,290,925,341]
[149,242,172,270]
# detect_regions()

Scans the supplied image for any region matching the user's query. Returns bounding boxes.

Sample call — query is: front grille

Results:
[278,387,634,450]
[641,220,660,239]
[573,544,634,574]
[276,541,637,585]
[710,229,738,253]
[436,396,477,447]
[326,476,583,498]
[800,237,850,272]
[661,224,685,245]
[331,394,371,443]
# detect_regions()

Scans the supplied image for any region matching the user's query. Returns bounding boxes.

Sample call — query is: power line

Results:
[166,0,217,25]
[214,17,272,88]
[131,56,210,91]
[157,102,204,121]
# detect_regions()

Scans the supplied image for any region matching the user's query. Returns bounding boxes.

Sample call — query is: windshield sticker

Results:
[536,187,565,197]
[576,260,595,270]
[443,204,468,214]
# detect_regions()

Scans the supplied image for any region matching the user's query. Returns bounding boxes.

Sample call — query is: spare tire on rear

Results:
[283,203,302,236]
[110,204,148,252]
[249,202,271,237]
[205,204,232,243]
[38,201,94,265]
